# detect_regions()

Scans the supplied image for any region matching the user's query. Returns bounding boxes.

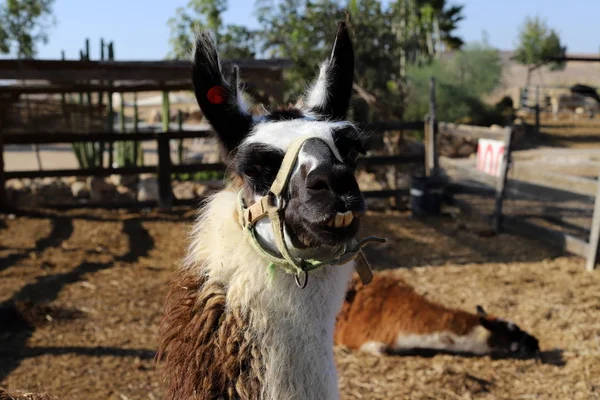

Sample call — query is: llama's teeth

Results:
[328,219,335,228]
[335,212,345,228]
[343,211,354,227]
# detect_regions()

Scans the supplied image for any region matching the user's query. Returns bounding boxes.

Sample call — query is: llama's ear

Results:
[304,21,354,120]
[479,317,496,331]
[476,305,488,317]
[192,32,253,156]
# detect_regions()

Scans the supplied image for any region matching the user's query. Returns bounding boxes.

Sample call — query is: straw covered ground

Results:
[0,208,599,400]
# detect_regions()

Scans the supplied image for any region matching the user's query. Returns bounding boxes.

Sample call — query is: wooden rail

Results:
[0,59,292,82]
[1,123,425,210]
[438,122,600,271]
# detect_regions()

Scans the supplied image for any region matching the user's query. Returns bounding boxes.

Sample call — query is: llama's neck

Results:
[184,189,354,400]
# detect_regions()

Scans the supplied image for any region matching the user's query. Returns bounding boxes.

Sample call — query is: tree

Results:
[255,0,465,119]
[0,0,55,58]
[167,0,258,60]
[404,38,505,126]
[513,16,566,83]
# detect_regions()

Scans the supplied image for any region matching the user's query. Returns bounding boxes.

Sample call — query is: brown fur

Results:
[334,273,481,350]
[157,271,264,400]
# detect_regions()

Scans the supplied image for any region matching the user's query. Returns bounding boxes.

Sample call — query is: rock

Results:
[173,181,197,200]
[6,179,25,191]
[114,185,135,202]
[71,181,89,199]
[456,143,476,158]
[137,175,159,202]
[87,177,117,202]
[109,174,138,188]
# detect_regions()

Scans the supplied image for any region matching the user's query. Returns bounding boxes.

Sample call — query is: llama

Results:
[335,273,540,357]
[158,22,383,400]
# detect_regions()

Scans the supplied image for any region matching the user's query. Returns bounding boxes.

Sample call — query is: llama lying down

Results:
[158,22,385,400]
[335,273,540,357]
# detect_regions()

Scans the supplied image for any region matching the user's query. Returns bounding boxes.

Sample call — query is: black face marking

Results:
[332,126,365,167]
[282,138,366,247]
[265,108,306,122]
[480,317,540,357]
[233,143,284,197]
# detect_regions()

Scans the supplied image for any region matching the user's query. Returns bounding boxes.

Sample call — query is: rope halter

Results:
[237,136,387,287]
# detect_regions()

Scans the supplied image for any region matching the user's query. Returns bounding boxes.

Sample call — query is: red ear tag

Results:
[207,86,226,105]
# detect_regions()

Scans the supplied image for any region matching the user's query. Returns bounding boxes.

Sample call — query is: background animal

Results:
[335,273,540,358]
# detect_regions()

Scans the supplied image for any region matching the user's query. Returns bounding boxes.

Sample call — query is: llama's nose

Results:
[305,165,360,196]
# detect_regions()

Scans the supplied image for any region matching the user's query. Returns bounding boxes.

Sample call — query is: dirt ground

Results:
[1,207,599,400]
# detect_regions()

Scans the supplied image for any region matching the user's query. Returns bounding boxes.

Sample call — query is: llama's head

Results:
[192,22,368,261]
[476,306,540,357]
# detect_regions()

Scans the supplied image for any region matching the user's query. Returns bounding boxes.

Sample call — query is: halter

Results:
[237,136,387,287]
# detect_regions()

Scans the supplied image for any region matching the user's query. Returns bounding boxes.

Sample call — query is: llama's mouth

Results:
[325,211,363,229]
[321,211,364,234]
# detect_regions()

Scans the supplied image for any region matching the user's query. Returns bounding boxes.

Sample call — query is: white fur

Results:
[244,119,349,161]
[359,341,387,355]
[306,61,332,110]
[185,190,354,400]
[393,326,492,355]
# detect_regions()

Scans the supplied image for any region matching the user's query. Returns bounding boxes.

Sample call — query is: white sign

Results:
[476,138,505,177]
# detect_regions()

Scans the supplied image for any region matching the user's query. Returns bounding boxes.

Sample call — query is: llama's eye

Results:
[244,166,261,179]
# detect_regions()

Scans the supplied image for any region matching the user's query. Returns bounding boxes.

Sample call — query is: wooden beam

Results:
[357,153,424,167]
[439,122,507,141]
[0,81,194,95]
[5,161,227,180]
[3,130,213,145]
[586,176,600,271]
[157,135,173,208]
[0,131,6,211]
[0,59,292,81]
[427,77,438,176]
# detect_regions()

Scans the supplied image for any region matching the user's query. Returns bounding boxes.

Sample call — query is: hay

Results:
[1,209,599,399]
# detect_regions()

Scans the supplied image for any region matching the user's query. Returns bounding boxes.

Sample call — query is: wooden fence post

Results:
[535,86,541,135]
[426,77,438,177]
[157,135,173,208]
[158,91,173,208]
[107,41,115,168]
[585,173,600,271]
[0,131,6,211]
[493,127,513,233]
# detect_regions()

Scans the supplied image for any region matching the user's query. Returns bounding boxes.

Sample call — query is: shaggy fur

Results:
[159,190,354,399]
[157,270,264,399]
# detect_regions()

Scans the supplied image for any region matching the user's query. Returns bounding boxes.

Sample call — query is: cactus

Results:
[114,93,143,167]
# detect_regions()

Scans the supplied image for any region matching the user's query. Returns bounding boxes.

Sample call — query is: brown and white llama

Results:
[158,22,380,400]
[335,273,540,357]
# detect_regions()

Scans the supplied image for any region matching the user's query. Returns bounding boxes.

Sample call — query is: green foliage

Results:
[167,0,257,60]
[513,16,566,71]
[115,141,143,168]
[173,171,225,181]
[0,0,55,58]
[404,39,506,126]
[451,38,503,96]
[72,142,102,169]
[255,0,466,118]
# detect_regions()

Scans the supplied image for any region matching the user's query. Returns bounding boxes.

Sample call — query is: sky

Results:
[34,0,600,60]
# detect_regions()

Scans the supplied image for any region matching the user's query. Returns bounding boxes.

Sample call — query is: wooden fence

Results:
[435,123,600,271]
[0,121,425,210]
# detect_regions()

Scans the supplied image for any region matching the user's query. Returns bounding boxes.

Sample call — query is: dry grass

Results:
[0,208,599,399]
